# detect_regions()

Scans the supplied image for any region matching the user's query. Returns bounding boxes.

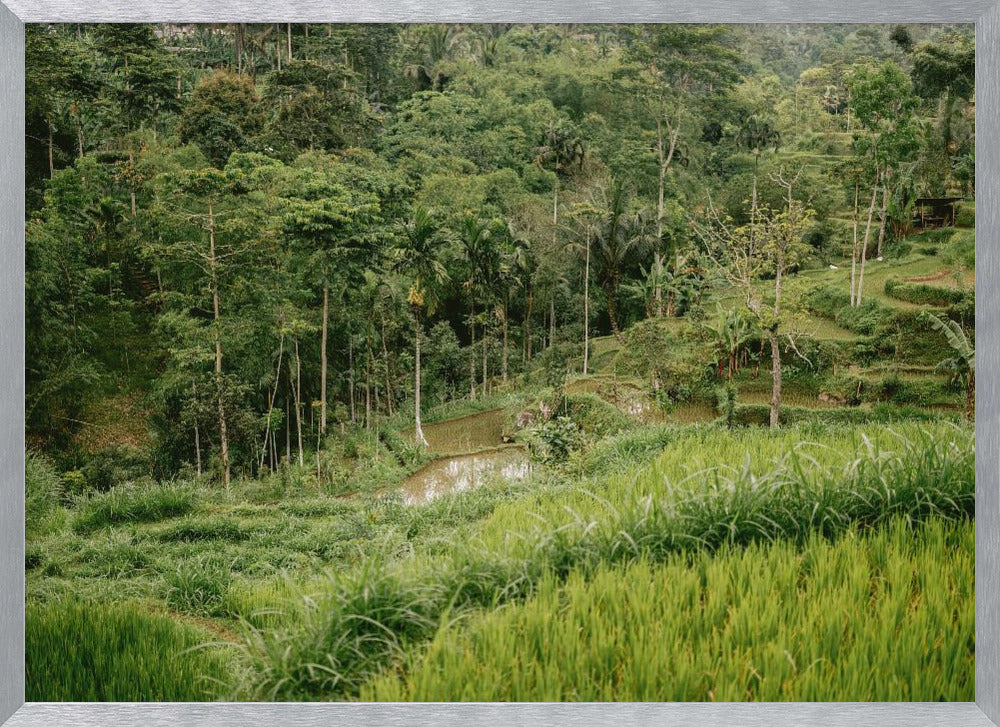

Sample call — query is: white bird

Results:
[876,256,884,262]
[829,264,839,270]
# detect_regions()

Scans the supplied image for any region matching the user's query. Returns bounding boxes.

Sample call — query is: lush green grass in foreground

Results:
[26,599,233,701]
[234,422,973,701]
[362,517,974,701]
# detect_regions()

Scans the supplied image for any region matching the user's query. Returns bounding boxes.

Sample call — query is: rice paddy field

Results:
[26,420,975,702]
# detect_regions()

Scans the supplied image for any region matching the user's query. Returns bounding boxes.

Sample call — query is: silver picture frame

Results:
[1,3,997,725]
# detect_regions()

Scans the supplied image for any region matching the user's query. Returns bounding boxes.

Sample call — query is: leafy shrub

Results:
[73,482,198,533]
[954,202,974,228]
[555,392,632,437]
[614,319,709,391]
[715,383,738,429]
[81,446,153,492]
[526,416,581,464]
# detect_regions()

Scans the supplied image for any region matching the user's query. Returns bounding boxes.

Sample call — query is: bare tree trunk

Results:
[348,335,356,422]
[192,384,202,476]
[320,273,329,434]
[856,184,879,307]
[208,203,230,489]
[875,183,890,258]
[413,311,428,447]
[968,371,975,422]
[483,312,490,394]
[525,287,534,361]
[850,183,859,306]
[549,298,555,347]
[502,294,509,383]
[364,348,372,430]
[380,312,394,415]
[607,280,624,342]
[235,23,245,73]
[287,23,293,60]
[47,124,54,177]
[285,395,290,464]
[768,329,781,429]
[292,337,304,467]
[259,333,285,470]
[583,230,590,374]
[469,297,477,399]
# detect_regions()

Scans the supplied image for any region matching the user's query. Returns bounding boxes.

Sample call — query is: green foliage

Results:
[884,278,969,307]
[363,518,972,701]
[526,416,582,464]
[26,453,63,539]
[942,229,975,269]
[954,203,975,228]
[164,554,235,617]
[728,402,948,427]
[234,423,973,700]
[27,598,232,700]
[804,286,887,336]
[177,69,263,167]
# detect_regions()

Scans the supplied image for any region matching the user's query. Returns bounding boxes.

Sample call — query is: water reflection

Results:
[403,449,532,505]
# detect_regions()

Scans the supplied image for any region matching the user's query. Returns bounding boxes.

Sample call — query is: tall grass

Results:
[362,518,973,701]
[73,482,198,533]
[233,422,973,700]
[25,453,63,539]
[27,598,233,701]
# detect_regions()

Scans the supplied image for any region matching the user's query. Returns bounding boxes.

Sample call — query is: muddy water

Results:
[402,447,532,505]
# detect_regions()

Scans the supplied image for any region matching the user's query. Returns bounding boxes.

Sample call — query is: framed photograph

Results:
[1,3,997,727]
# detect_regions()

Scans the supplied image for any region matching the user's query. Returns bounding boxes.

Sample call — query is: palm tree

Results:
[458,213,502,398]
[923,312,975,420]
[737,113,781,212]
[535,119,585,237]
[392,206,448,446]
[496,221,530,382]
[595,180,653,341]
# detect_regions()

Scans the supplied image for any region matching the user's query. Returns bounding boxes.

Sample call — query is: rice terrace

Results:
[24,22,975,701]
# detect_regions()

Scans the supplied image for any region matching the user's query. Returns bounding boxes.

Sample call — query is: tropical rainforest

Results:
[24,22,976,702]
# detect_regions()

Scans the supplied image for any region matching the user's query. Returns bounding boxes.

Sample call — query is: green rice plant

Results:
[361,518,973,701]
[26,598,233,701]
[233,561,449,700]
[234,422,973,701]
[73,482,198,534]
[164,554,235,617]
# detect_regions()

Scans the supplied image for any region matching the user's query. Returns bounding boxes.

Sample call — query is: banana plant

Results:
[922,312,974,420]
